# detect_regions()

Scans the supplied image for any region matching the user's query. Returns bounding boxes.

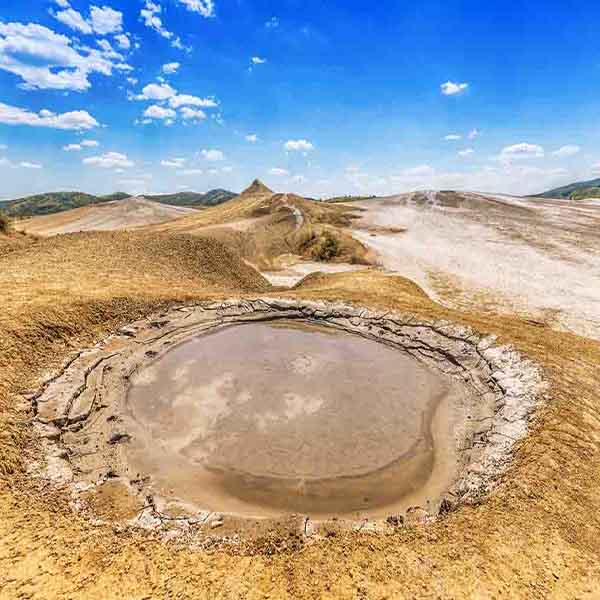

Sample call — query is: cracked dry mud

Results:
[29,299,545,543]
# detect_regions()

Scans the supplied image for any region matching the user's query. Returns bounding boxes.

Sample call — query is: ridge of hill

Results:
[534,177,600,199]
[0,188,238,218]
[0,192,130,218]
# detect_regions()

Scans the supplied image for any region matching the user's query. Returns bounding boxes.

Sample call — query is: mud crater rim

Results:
[28,298,546,539]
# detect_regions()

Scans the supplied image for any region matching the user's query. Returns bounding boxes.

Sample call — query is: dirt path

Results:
[350,191,600,340]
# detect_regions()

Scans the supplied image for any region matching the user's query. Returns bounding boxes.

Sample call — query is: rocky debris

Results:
[108,432,131,445]
[405,506,430,527]
[118,326,137,337]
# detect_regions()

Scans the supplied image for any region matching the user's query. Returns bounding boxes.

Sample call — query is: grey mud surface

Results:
[28,298,546,543]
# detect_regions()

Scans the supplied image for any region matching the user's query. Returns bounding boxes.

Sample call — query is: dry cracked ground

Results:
[1,182,600,599]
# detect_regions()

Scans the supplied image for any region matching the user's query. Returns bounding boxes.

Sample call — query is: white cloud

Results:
[178,168,203,176]
[251,56,267,65]
[64,139,99,151]
[284,139,314,152]
[270,168,289,176]
[53,8,93,34]
[441,81,469,96]
[175,0,215,18]
[162,61,180,74]
[444,134,462,141]
[140,1,173,39]
[552,145,580,158]
[201,149,224,161]
[144,104,176,119]
[245,134,258,143]
[180,106,206,121]
[499,143,544,161]
[161,157,186,168]
[0,102,98,130]
[83,151,133,168]
[265,16,279,28]
[292,174,307,184]
[81,139,99,147]
[468,128,480,140]
[138,82,177,100]
[458,148,474,157]
[55,0,71,7]
[592,162,600,175]
[400,164,435,177]
[90,5,123,35]
[221,166,233,173]
[126,76,138,85]
[64,143,82,151]
[0,22,131,91]
[20,161,43,169]
[114,34,130,50]
[169,94,217,108]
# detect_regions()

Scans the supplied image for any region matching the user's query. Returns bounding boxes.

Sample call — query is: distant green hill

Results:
[0,191,130,218]
[569,187,600,201]
[0,189,237,218]
[534,178,600,199]
[144,189,237,207]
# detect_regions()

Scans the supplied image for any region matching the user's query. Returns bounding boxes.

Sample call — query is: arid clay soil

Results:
[16,196,198,236]
[2,185,600,598]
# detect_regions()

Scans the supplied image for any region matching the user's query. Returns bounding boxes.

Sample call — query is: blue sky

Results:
[1,0,599,199]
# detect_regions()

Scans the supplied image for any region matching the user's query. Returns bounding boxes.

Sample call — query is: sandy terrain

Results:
[16,196,197,235]
[2,181,600,598]
[350,191,600,340]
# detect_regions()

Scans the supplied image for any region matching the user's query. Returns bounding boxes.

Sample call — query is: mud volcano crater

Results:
[31,299,544,535]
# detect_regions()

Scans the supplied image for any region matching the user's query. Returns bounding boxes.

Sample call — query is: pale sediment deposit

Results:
[28,299,545,542]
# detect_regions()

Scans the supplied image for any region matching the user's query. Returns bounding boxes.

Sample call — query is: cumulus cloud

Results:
[176,0,215,18]
[137,82,177,100]
[444,134,462,141]
[63,139,99,151]
[83,151,133,168]
[114,33,130,50]
[201,149,224,161]
[552,145,580,158]
[0,22,131,91]
[499,143,544,161]
[169,94,217,108]
[458,148,474,157]
[441,81,469,96]
[53,8,93,34]
[143,104,176,119]
[161,157,186,168]
[51,4,123,36]
[251,56,266,65]
[269,167,289,176]
[265,16,279,28]
[90,5,123,35]
[55,0,71,7]
[0,102,99,130]
[284,139,314,152]
[178,168,203,176]
[19,161,42,169]
[245,134,258,143]
[162,61,180,74]
[140,1,172,39]
[180,106,206,121]
[140,1,186,49]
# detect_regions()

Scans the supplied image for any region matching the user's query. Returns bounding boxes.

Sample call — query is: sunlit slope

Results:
[16,197,198,236]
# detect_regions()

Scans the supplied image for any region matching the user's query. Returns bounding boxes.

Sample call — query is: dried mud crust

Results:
[27,298,545,544]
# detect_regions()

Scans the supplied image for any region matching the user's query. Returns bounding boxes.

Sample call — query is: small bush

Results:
[0,211,10,234]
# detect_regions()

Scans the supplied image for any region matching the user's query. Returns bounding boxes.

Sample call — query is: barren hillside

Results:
[16,197,199,236]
